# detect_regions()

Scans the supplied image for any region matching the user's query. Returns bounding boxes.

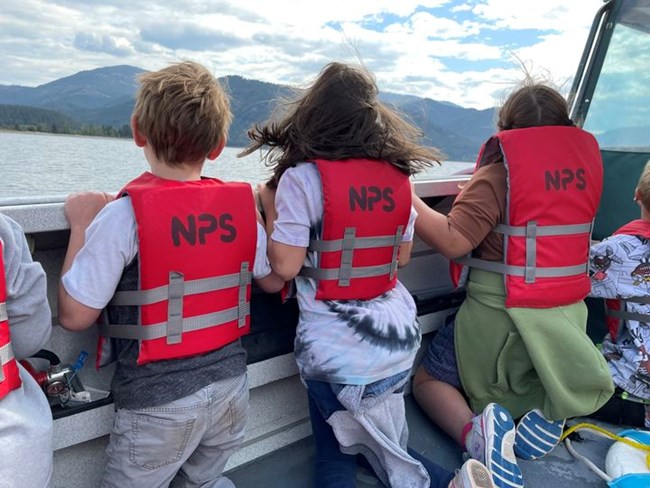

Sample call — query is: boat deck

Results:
[228,394,613,487]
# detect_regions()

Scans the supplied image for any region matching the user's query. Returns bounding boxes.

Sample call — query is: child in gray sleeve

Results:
[0,213,53,487]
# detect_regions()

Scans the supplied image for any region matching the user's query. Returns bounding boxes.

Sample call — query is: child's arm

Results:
[398,241,414,267]
[0,215,51,359]
[58,192,114,331]
[254,271,285,293]
[252,219,290,292]
[412,193,473,259]
[267,242,306,281]
[257,183,307,281]
[588,238,620,299]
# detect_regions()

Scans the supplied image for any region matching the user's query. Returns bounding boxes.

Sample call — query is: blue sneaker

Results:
[465,403,524,488]
[514,409,565,460]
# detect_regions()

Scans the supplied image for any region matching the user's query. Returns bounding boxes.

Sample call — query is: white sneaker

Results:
[464,403,523,488]
[448,459,496,488]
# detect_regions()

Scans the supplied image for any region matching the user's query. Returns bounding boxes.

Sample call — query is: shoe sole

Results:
[482,404,524,488]
[514,410,564,460]
[469,461,495,488]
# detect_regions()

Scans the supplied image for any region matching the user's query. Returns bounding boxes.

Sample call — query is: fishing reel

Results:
[20,349,91,406]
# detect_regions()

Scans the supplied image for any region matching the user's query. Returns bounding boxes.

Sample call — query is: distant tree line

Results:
[0,104,131,138]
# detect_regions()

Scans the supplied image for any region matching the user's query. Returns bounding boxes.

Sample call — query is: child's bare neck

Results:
[641,206,650,222]
[149,159,203,182]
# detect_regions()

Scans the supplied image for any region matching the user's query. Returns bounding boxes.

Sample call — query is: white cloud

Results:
[406,12,481,40]
[0,0,603,109]
[74,33,135,56]
[472,0,595,31]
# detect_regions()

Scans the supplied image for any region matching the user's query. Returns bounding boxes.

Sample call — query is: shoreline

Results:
[0,128,129,141]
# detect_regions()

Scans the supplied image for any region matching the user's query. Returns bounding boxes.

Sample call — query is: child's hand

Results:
[64,192,115,230]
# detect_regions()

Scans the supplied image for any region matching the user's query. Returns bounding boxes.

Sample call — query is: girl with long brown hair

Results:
[412,81,614,488]
[245,61,495,488]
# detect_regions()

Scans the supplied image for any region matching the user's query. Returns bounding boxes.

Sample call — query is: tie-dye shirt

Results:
[272,162,421,385]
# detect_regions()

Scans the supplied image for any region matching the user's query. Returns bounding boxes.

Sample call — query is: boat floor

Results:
[228,394,613,487]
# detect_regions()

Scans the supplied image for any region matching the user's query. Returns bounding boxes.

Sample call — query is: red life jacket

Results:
[451,126,603,308]
[98,172,257,365]
[604,220,650,340]
[0,240,22,398]
[300,159,411,300]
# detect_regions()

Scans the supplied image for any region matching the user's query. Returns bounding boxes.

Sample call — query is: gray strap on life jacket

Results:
[237,262,248,328]
[166,272,184,345]
[0,302,11,382]
[389,226,404,280]
[494,222,593,237]
[0,342,15,382]
[525,221,537,283]
[300,263,397,281]
[308,233,405,252]
[302,227,404,286]
[339,228,356,286]
[622,296,650,304]
[109,271,250,306]
[102,262,252,343]
[454,256,587,279]
[606,296,650,323]
[98,304,251,341]
[456,221,593,283]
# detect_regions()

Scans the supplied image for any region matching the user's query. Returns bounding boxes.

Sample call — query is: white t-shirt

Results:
[272,163,420,385]
[63,196,272,309]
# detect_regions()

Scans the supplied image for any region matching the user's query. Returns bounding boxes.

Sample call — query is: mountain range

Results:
[0,65,496,161]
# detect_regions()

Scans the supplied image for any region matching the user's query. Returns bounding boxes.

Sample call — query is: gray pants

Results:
[102,373,248,488]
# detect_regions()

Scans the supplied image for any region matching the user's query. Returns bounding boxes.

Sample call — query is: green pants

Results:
[455,269,614,420]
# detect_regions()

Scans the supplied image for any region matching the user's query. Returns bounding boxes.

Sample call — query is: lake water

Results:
[0,131,472,200]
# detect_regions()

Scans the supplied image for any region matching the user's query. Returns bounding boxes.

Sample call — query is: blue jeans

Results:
[306,373,454,488]
[103,374,248,488]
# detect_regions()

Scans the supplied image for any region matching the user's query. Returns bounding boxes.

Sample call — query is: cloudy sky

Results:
[1,0,603,109]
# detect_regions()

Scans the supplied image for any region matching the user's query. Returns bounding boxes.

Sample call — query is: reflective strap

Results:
[494,222,593,236]
[300,262,394,281]
[525,221,537,283]
[98,304,251,341]
[338,228,356,287]
[389,226,404,280]
[606,296,650,323]
[238,262,250,328]
[606,308,650,323]
[307,227,405,285]
[454,255,587,278]
[623,296,650,305]
[0,301,6,322]
[309,234,405,252]
[490,220,593,284]
[0,342,15,383]
[110,273,246,306]
[166,272,184,345]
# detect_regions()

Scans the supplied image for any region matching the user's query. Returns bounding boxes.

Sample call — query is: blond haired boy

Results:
[590,160,650,428]
[58,61,284,487]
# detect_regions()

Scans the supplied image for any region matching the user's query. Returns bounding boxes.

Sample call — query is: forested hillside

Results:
[0,104,131,137]
[0,66,495,161]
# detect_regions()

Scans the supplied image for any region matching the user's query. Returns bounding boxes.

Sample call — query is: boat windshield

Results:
[580,0,650,151]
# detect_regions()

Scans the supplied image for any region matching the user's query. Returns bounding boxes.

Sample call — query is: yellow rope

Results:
[561,423,650,470]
